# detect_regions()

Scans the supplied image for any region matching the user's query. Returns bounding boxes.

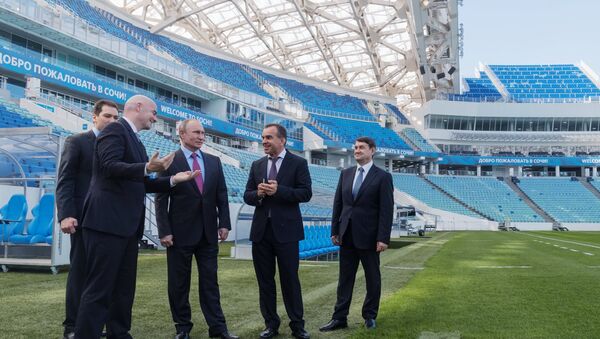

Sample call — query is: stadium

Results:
[1,0,600,337]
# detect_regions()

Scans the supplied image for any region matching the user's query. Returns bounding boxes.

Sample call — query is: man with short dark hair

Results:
[244,123,312,339]
[155,119,238,339]
[319,136,394,332]
[56,99,119,339]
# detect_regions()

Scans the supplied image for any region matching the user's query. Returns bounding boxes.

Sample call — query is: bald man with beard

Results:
[75,95,199,339]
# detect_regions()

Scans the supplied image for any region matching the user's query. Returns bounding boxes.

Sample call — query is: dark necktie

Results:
[352,167,364,200]
[268,157,278,181]
[191,153,204,193]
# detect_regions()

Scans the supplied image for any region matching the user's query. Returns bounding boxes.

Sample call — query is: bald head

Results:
[123,95,157,131]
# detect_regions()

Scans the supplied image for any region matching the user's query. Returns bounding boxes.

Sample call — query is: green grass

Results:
[0,236,442,339]
[356,231,600,339]
[2,231,600,338]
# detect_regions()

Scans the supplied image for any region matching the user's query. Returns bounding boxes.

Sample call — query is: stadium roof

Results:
[100,0,460,110]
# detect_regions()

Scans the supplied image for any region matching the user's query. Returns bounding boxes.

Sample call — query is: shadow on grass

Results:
[388,239,417,249]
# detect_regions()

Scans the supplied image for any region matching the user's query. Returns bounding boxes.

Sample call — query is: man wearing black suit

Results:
[319,136,394,332]
[75,95,198,339]
[155,119,238,339]
[56,100,118,339]
[244,123,312,339]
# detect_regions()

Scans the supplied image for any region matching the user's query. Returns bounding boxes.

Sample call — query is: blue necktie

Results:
[352,167,364,200]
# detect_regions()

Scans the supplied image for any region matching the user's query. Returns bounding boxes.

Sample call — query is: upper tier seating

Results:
[401,128,437,152]
[489,64,600,101]
[518,178,600,222]
[427,176,542,222]
[309,115,410,150]
[392,174,479,218]
[384,104,409,124]
[447,72,503,101]
[256,70,373,119]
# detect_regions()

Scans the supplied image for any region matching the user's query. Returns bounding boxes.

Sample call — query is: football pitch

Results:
[1,231,599,338]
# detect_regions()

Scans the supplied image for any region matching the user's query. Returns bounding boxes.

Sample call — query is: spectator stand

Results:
[0,126,68,273]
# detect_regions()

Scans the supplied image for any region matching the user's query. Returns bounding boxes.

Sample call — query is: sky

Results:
[458,0,600,79]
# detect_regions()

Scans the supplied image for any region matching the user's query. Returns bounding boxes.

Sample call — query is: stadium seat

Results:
[0,194,28,242]
[10,194,55,244]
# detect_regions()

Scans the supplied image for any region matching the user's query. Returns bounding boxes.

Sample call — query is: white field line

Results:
[384,266,424,270]
[476,266,531,269]
[523,233,600,250]
[529,236,595,256]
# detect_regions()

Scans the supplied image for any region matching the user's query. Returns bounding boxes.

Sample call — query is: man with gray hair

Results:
[75,95,199,339]
[155,119,237,339]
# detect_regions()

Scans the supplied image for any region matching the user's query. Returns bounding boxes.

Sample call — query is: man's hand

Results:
[146,151,175,173]
[376,241,388,252]
[160,235,174,247]
[172,170,200,184]
[262,180,278,196]
[257,183,267,198]
[331,235,340,246]
[218,228,229,242]
[60,217,78,234]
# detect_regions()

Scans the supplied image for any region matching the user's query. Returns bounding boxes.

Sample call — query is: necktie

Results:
[191,153,204,193]
[268,157,278,181]
[352,167,364,200]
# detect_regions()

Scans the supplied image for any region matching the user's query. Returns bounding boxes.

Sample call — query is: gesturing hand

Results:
[172,170,200,184]
[331,235,340,246]
[146,151,175,173]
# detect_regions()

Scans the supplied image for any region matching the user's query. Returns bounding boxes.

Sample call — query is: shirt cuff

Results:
[144,163,149,176]
[170,176,176,187]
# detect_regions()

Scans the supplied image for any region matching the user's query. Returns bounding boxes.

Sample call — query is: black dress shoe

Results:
[259,327,279,338]
[210,331,239,339]
[291,328,310,339]
[365,318,377,329]
[319,319,348,332]
[175,332,190,339]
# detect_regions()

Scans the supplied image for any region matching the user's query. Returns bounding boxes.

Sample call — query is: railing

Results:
[36,93,92,121]
[306,106,377,122]
[437,92,600,104]
[0,0,275,110]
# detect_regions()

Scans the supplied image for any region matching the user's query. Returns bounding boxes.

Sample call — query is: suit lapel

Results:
[275,150,291,182]
[354,165,379,202]
[343,167,355,202]
[119,119,147,162]
[258,156,269,182]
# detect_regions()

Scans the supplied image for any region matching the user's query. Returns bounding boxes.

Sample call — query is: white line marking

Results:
[583,252,595,256]
[560,247,568,250]
[587,266,600,268]
[570,249,579,252]
[476,266,531,269]
[384,266,424,270]
[521,233,600,250]
[553,245,559,247]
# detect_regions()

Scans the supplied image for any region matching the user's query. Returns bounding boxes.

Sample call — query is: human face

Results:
[137,101,158,130]
[92,105,119,131]
[353,141,375,165]
[262,126,285,157]
[180,120,205,152]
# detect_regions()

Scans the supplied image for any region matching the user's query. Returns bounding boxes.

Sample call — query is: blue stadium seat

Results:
[10,194,55,244]
[0,194,28,242]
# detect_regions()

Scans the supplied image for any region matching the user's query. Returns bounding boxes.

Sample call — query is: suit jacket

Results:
[331,164,394,250]
[81,118,171,238]
[154,148,231,246]
[244,150,312,243]
[56,130,95,223]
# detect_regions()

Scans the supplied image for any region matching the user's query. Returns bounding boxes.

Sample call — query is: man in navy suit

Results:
[155,119,238,339]
[319,136,394,332]
[56,99,118,339]
[75,95,198,339]
[244,123,312,339]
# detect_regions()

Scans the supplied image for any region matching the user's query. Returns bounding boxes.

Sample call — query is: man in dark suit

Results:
[244,123,312,339]
[56,99,118,339]
[75,95,199,339]
[155,119,238,339]
[319,136,394,332]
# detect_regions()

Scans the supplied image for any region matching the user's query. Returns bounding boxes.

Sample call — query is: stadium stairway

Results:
[420,174,492,220]
[504,177,556,223]
[577,178,600,200]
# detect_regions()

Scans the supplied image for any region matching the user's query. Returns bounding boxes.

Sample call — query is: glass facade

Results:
[426,114,599,132]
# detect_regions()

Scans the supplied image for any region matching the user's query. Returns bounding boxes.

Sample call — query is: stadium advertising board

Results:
[0,45,303,150]
[438,155,600,167]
